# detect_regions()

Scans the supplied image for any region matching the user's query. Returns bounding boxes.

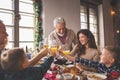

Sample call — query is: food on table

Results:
[62,67,71,73]
[87,73,107,80]
[70,67,80,75]
[62,66,82,75]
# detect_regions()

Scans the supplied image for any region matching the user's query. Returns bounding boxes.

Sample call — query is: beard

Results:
[56,32,65,37]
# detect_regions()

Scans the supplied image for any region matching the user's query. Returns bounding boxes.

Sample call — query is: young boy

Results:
[66,46,120,80]
[1,47,56,80]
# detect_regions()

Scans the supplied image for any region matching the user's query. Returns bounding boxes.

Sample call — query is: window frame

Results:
[80,1,100,45]
[0,0,35,50]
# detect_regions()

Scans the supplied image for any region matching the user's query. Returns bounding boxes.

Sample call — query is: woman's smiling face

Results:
[79,33,89,46]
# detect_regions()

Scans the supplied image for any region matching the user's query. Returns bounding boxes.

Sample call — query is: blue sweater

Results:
[4,56,54,80]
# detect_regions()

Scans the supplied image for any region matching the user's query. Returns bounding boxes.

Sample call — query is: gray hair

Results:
[53,17,65,27]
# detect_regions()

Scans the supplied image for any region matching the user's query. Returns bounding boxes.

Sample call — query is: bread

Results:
[62,66,80,75]
[62,67,71,73]
[70,67,80,75]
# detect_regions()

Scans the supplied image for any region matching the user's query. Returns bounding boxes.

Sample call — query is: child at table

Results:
[1,47,56,80]
[65,46,120,80]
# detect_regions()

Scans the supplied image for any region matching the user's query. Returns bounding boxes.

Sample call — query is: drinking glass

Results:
[48,40,59,54]
[62,50,70,55]
[50,46,58,53]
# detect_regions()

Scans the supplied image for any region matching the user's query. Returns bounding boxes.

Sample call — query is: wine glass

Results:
[48,40,59,54]
[62,50,70,55]
[57,44,68,58]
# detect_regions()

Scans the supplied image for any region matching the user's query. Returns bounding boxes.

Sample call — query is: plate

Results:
[63,73,73,79]
[87,73,107,80]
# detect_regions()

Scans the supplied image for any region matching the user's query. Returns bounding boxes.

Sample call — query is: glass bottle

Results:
[26,46,31,59]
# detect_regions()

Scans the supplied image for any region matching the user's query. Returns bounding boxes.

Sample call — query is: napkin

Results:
[44,73,58,80]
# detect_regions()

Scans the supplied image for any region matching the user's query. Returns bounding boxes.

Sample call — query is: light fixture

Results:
[111,9,116,16]
[116,30,120,34]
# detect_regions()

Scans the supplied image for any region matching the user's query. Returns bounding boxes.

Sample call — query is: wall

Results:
[98,4,105,49]
[42,0,80,38]
[112,0,120,46]
[42,0,115,48]
[102,0,115,46]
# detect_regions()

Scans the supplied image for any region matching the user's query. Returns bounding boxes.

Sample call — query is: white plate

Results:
[63,73,73,79]
[87,73,107,80]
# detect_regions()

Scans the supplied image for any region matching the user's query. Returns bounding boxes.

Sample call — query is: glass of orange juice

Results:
[62,50,70,55]
[56,45,61,50]
[44,45,49,49]
[50,46,58,53]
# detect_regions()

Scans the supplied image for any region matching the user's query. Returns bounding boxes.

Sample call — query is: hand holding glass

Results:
[62,50,70,55]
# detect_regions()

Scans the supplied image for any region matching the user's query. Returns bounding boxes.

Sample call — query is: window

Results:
[19,0,34,49]
[0,0,35,50]
[0,0,14,49]
[80,2,99,44]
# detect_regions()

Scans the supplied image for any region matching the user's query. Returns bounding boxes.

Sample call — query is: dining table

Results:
[42,62,107,80]
[34,47,107,80]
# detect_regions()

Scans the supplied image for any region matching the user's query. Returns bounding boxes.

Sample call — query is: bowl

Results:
[63,73,73,79]
[87,73,107,80]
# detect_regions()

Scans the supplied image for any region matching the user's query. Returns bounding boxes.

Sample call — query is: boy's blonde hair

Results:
[104,46,120,63]
[1,47,25,73]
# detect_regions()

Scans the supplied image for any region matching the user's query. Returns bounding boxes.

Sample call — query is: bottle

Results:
[26,46,31,59]
[39,41,43,49]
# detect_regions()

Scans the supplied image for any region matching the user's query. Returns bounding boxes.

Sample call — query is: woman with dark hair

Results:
[70,29,100,71]
[71,29,100,61]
